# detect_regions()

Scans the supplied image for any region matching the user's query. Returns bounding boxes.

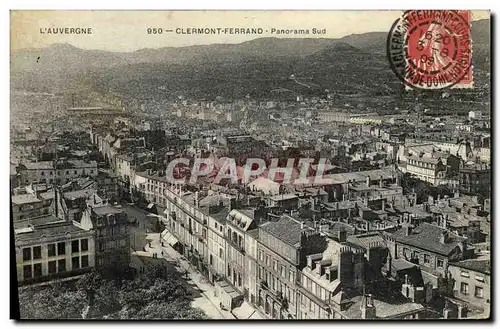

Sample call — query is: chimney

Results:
[360,294,376,319]
[366,176,371,187]
[195,191,199,208]
[454,190,460,198]
[442,214,448,229]
[300,221,305,230]
[405,225,412,236]
[379,175,383,188]
[338,229,347,242]
[387,253,392,277]
[54,188,59,218]
[440,230,449,244]
[381,199,386,212]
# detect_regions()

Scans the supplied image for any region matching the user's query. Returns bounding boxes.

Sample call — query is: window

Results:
[58,259,66,272]
[273,259,278,272]
[281,265,286,277]
[437,259,444,269]
[41,172,45,176]
[259,250,264,261]
[81,256,89,268]
[33,246,41,260]
[209,254,213,266]
[47,243,56,257]
[424,254,430,264]
[460,271,470,278]
[23,265,32,279]
[33,263,42,277]
[22,248,31,261]
[227,265,231,277]
[238,273,242,287]
[74,170,78,174]
[66,171,69,175]
[259,266,263,280]
[266,255,270,266]
[289,270,295,284]
[219,248,223,258]
[81,239,89,252]
[72,256,80,269]
[72,240,79,253]
[57,242,66,255]
[475,286,483,298]
[98,242,104,251]
[460,282,469,295]
[48,261,57,274]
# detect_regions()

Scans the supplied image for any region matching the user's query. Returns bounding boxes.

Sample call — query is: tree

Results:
[19,283,86,319]
[19,264,209,320]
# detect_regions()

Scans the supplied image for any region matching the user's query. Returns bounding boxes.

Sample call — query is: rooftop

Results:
[11,193,42,205]
[347,232,386,251]
[24,161,54,171]
[261,215,311,247]
[14,216,87,243]
[392,223,466,256]
[92,205,124,217]
[450,259,490,275]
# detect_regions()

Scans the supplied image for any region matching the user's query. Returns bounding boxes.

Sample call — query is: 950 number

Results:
[147,28,163,34]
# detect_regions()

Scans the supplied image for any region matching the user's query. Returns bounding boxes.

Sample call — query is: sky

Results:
[10,10,490,52]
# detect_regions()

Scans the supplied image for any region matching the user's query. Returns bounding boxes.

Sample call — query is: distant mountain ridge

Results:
[10,19,490,98]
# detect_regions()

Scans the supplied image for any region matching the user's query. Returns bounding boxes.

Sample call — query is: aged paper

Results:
[10,10,491,320]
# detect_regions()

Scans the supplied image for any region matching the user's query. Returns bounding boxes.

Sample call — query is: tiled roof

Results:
[261,215,306,247]
[450,259,490,275]
[347,232,387,251]
[392,223,466,256]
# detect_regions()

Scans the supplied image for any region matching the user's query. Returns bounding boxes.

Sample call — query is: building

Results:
[448,259,490,315]
[256,215,327,319]
[205,206,229,284]
[297,239,365,319]
[16,159,98,186]
[459,163,491,196]
[94,168,121,202]
[15,214,95,285]
[11,193,52,221]
[225,209,258,300]
[387,223,467,287]
[77,204,130,271]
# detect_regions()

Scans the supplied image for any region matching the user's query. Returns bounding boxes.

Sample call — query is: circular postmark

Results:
[387,10,472,90]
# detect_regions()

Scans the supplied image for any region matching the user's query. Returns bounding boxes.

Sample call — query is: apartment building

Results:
[17,159,98,186]
[77,204,130,271]
[11,193,52,221]
[448,259,490,315]
[15,214,95,284]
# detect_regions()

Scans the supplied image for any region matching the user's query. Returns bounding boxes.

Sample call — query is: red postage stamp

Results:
[387,10,473,90]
